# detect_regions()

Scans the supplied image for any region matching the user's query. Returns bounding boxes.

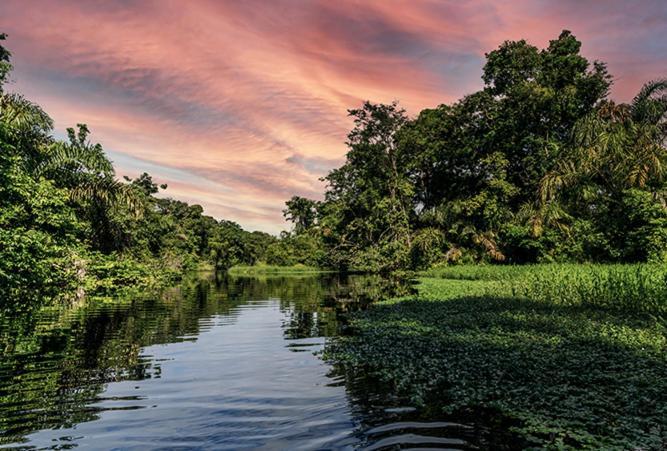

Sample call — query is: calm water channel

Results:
[0,273,499,450]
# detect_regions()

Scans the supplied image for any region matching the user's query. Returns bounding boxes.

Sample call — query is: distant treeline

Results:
[282,30,667,272]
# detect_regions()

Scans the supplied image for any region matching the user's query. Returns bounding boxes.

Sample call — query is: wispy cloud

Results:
[2,0,666,232]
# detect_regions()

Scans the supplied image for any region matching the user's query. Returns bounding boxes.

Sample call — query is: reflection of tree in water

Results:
[220,274,338,339]
[1,307,154,443]
[0,274,239,445]
[279,274,416,340]
[0,273,412,445]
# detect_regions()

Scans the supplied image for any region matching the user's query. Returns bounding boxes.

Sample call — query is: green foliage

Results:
[283,195,319,233]
[318,101,413,272]
[0,228,79,313]
[290,30,664,270]
[326,264,667,449]
[0,33,11,90]
[264,231,325,267]
[425,263,667,314]
[0,143,82,311]
[82,252,181,298]
[0,35,275,308]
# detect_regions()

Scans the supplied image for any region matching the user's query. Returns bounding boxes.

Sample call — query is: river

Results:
[0,273,491,450]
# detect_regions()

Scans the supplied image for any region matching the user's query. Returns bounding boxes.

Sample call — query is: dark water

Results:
[0,274,491,450]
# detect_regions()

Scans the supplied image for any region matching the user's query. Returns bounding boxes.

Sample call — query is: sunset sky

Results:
[2,0,666,233]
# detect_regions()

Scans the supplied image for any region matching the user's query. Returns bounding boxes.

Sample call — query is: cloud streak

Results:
[1,0,666,232]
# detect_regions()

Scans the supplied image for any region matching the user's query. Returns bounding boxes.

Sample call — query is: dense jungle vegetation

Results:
[0,34,289,310]
[2,29,666,305]
[284,30,667,272]
[2,28,666,450]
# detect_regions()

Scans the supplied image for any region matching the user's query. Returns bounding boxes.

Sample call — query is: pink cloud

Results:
[1,0,665,232]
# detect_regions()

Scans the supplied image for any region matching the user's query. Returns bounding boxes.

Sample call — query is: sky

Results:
[1,0,666,233]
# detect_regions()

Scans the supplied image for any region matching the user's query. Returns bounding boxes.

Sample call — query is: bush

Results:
[0,228,79,312]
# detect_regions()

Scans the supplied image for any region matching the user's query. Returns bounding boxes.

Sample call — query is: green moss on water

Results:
[325,264,667,449]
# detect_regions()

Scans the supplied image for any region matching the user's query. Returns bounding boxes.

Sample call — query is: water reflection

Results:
[0,273,497,450]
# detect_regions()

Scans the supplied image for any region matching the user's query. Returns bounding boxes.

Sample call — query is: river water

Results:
[0,273,491,450]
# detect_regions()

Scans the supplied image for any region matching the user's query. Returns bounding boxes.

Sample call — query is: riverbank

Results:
[324,264,667,449]
[227,263,329,275]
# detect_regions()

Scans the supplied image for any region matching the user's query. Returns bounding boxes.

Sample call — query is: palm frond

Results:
[69,176,142,216]
[472,231,505,262]
[631,79,667,124]
[35,141,114,178]
[0,93,53,135]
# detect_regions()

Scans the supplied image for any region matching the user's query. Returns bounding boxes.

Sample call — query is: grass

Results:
[423,263,667,315]
[227,263,329,275]
[325,264,667,449]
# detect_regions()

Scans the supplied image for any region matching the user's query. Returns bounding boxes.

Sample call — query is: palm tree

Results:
[35,125,142,251]
[540,79,667,204]
[626,79,667,192]
[1,88,140,251]
[34,124,139,213]
[529,79,667,245]
[0,93,53,152]
[1,35,140,255]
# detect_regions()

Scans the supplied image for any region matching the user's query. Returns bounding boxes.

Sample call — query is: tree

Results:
[125,172,168,195]
[0,36,81,308]
[283,196,319,233]
[481,30,611,203]
[0,33,11,90]
[320,101,412,271]
[539,79,667,261]
[309,30,663,267]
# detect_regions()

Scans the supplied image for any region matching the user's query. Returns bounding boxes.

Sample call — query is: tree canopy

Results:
[283,30,666,271]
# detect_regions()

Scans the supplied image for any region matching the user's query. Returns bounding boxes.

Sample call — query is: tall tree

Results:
[321,101,412,271]
[283,196,319,233]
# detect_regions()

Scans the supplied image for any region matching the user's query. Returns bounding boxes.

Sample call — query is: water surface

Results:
[0,274,495,450]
